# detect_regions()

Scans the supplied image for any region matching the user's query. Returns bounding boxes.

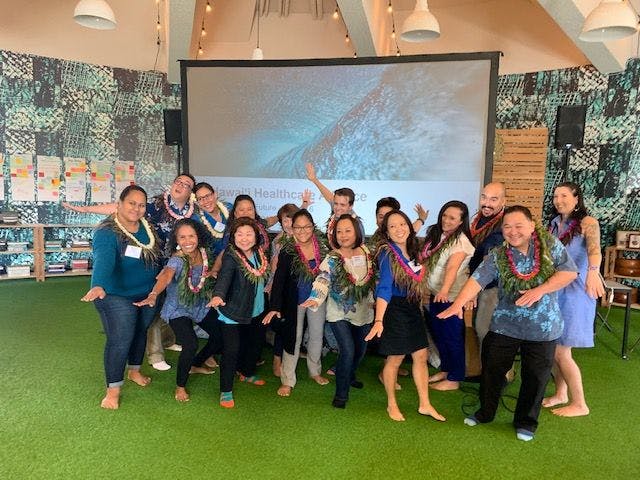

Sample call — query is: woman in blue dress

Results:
[543,182,605,417]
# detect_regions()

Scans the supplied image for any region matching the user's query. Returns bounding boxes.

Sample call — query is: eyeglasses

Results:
[292,225,314,232]
[196,192,214,202]
[174,179,194,190]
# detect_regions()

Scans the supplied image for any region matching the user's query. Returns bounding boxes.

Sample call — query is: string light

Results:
[353,52,357,58]
[389,1,401,56]
[201,22,206,36]
[333,7,339,20]
[387,1,393,13]
[153,0,162,70]
[391,28,396,39]
[345,33,350,43]
[197,0,212,59]
[198,44,203,56]
[206,1,212,13]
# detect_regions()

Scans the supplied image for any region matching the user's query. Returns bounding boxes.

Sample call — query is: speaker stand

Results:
[176,144,182,175]
[561,146,573,181]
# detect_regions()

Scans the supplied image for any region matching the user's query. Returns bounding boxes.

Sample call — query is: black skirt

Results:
[378,296,428,356]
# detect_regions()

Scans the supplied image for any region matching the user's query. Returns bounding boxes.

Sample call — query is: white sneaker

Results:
[151,360,171,371]
[166,344,182,352]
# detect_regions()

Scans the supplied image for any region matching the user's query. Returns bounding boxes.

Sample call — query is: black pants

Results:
[213,314,265,393]
[168,310,218,388]
[475,331,556,433]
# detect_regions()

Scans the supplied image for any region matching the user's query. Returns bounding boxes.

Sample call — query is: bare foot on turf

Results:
[428,372,447,383]
[189,366,215,375]
[273,356,282,377]
[277,385,292,397]
[127,370,151,386]
[552,404,590,417]
[100,387,120,409]
[387,405,405,422]
[542,395,568,408]
[204,356,218,369]
[378,373,401,390]
[397,367,410,377]
[430,380,459,391]
[175,387,190,402]
[312,375,330,385]
[418,405,446,422]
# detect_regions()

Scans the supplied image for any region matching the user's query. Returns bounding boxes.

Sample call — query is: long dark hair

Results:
[167,218,209,254]
[424,200,472,247]
[552,182,588,222]
[335,213,363,249]
[379,209,420,261]
[228,194,264,224]
[119,184,147,202]
[228,217,263,255]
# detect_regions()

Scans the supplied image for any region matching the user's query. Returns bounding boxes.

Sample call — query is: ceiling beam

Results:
[338,0,376,57]
[168,0,197,83]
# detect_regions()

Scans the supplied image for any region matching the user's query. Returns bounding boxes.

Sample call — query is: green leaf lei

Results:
[420,233,458,274]
[329,245,377,303]
[176,248,215,307]
[279,230,328,283]
[495,224,556,296]
[229,246,270,284]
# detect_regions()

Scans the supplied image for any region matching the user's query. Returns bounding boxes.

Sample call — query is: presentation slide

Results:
[183,55,498,234]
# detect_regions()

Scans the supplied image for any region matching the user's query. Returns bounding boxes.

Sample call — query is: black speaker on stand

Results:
[555,105,586,181]
[163,109,182,174]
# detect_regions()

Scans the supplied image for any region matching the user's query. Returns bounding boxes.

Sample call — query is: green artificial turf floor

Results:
[1,277,639,479]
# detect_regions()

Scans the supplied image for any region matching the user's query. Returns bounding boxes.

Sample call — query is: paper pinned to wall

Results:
[115,161,135,196]
[64,157,88,202]
[36,156,62,202]
[90,159,112,203]
[9,154,35,202]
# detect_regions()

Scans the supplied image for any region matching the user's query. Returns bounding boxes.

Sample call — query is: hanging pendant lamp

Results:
[74,0,117,30]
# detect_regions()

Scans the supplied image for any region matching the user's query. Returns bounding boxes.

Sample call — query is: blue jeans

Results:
[329,320,372,401]
[427,300,466,382]
[94,295,157,387]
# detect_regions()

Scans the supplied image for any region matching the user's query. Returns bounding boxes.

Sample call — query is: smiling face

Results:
[553,186,579,218]
[336,218,357,249]
[117,190,147,225]
[479,182,506,218]
[386,213,410,245]
[292,215,314,244]
[234,199,256,220]
[170,175,195,203]
[281,216,294,235]
[376,206,393,228]
[195,186,217,213]
[332,194,351,216]
[441,206,463,234]
[175,224,199,255]
[233,225,257,255]
[502,211,535,253]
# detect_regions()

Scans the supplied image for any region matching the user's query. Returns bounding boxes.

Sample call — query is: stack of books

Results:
[0,212,19,224]
[47,262,67,274]
[45,240,64,251]
[7,242,29,252]
[70,239,91,248]
[71,259,90,272]
[7,265,31,277]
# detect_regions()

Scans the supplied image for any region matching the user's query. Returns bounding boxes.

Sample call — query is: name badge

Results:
[350,255,366,267]
[213,221,226,233]
[408,260,422,273]
[125,245,142,259]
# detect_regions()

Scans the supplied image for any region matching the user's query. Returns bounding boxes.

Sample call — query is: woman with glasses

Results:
[263,209,329,396]
[193,182,233,259]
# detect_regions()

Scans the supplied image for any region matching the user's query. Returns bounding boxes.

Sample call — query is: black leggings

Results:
[168,310,218,388]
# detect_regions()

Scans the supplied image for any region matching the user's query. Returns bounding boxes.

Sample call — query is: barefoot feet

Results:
[542,395,568,408]
[387,405,406,422]
[277,385,292,397]
[189,366,215,375]
[175,387,190,402]
[418,405,446,422]
[273,355,282,377]
[430,379,459,391]
[378,373,401,390]
[100,387,120,409]
[552,404,590,417]
[127,370,151,386]
[428,371,447,383]
[311,375,329,386]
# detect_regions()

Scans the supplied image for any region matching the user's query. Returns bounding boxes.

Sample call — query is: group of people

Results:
[68,165,605,442]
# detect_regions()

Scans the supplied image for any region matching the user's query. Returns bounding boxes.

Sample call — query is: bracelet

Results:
[374,319,383,323]
[415,218,424,225]
[587,265,599,271]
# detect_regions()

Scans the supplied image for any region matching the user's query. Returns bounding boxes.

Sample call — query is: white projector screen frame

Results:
[180,53,499,234]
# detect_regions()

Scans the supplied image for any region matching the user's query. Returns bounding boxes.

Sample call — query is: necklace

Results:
[420,232,456,271]
[256,222,270,250]
[187,248,208,292]
[470,210,503,240]
[113,214,156,250]
[199,202,229,239]
[231,247,269,284]
[163,191,195,220]
[332,245,376,303]
[388,242,426,282]
[380,242,430,304]
[325,215,337,247]
[550,218,579,245]
[294,235,322,279]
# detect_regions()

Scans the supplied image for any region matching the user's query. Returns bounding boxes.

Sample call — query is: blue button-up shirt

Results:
[471,235,577,341]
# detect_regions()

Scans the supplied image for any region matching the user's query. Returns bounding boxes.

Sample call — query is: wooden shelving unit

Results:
[603,245,640,310]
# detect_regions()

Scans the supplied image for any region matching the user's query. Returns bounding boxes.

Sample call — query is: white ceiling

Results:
[0,0,638,83]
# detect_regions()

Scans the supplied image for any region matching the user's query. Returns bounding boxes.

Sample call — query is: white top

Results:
[427,233,475,299]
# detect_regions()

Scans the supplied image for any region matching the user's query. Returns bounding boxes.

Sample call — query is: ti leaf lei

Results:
[379,242,431,305]
[420,232,457,273]
[229,246,270,284]
[495,224,556,296]
[330,245,377,303]
[280,231,327,283]
[176,248,215,307]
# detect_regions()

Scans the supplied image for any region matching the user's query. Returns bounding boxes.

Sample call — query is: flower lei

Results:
[379,242,431,304]
[420,232,457,273]
[176,247,214,306]
[325,215,338,248]
[256,221,270,251]
[199,202,230,239]
[330,245,377,303]
[102,215,160,267]
[470,210,504,244]
[495,224,556,296]
[163,191,195,220]
[549,218,579,246]
[280,231,327,282]
[230,246,270,284]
